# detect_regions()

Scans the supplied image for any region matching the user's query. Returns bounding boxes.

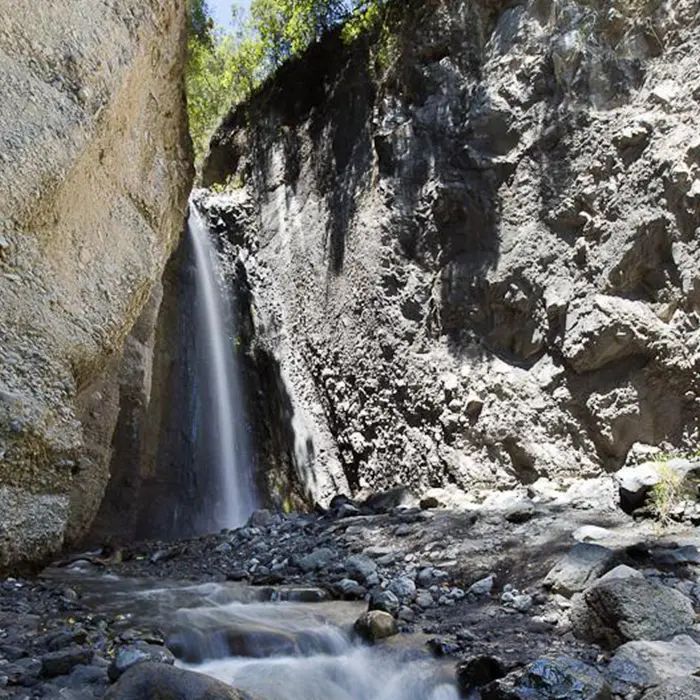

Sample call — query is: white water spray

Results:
[188,202,256,530]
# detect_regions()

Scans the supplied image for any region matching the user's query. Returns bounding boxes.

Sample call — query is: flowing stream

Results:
[188,201,257,531]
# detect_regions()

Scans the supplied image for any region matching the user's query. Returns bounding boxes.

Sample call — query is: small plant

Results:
[648,461,684,526]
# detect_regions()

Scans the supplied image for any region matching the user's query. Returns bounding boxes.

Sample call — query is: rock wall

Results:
[0,0,192,569]
[202,0,700,507]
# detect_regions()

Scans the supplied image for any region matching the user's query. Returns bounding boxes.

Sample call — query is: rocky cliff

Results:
[0,0,192,569]
[201,0,700,508]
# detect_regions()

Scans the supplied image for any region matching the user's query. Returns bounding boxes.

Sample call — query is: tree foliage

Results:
[185,0,388,163]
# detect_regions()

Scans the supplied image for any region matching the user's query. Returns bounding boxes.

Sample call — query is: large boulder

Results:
[105,663,251,700]
[607,635,700,697]
[571,575,695,647]
[0,0,192,570]
[643,677,700,700]
[543,543,616,598]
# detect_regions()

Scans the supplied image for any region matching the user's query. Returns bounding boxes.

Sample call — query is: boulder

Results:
[457,655,506,694]
[607,635,700,696]
[297,548,335,573]
[369,589,400,616]
[571,576,695,647]
[482,657,611,700]
[104,662,250,700]
[354,611,398,643]
[543,543,616,598]
[643,677,700,700]
[344,554,378,584]
[40,646,93,678]
[107,644,174,682]
[387,577,417,601]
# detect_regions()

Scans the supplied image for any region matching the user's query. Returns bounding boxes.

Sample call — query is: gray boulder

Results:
[354,611,398,643]
[643,677,700,700]
[571,576,695,648]
[369,589,400,616]
[607,635,700,697]
[298,548,335,573]
[388,577,417,601]
[543,543,616,598]
[344,554,378,584]
[104,662,249,700]
[107,644,174,682]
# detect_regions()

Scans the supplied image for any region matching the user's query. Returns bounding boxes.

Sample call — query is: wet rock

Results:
[104,662,247,699]
[505,502,536,524]
[298,548,335,573]
[483,657,611,700]
[543,543,616,597]
[457,655,506,694]
[1,657,42,687]
[571,576,695,647]
[107,644,175,682]
[40,628,89,652]
[40,647,93,678]
[643,677,700,700]
[607,635,700,696]
[277,588,327,603]
[369,589,400,616]
[420,496,440,510]
[354,611,398,642]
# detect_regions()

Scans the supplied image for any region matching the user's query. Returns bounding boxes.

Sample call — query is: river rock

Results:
[607,635,700,696]
[344,554,378,584]
[105,662,249,700]
[387,577,417,601]
[457,655,506,694]
[335,578,367,599]
[369,589,400,616]
[482,656,611,700]
[571,576,695,647]
[467,575,495,599]
[543,543,616,597]
[354,611,398,642]
[107,644,175,682]
[40,646,94,678]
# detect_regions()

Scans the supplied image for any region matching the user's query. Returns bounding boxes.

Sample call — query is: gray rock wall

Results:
[0,0,192,569]
[202,0,700,507]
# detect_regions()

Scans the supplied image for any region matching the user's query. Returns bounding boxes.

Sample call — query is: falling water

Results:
[188,201,257,530]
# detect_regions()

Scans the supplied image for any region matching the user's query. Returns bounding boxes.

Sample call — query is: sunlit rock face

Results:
[0,0,192,570]
[202,0,700,507]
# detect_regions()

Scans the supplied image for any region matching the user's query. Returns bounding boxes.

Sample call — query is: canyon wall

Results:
[202,0,700,507]
[0,0,192,569]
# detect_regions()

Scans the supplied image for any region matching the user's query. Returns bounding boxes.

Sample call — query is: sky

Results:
[209,0,249,28]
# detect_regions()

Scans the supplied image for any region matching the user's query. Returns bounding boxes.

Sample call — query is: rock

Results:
[334,579,366,599]
[298,548,335,573]
[362,487,417,513]
[643,677,700,700]
[483,657,611,700]
[344,554,377,583]
[543,543,616,597]
[512,594,533,613]
[607,635,700,696]
[1,657,42,687]
[40,647,93,678]
[387,577,417,601]
[354,611,398,642]
[104,662,247,699]
[369,589,400,616]
[248,509,273,528]
[457,656,506,694]
[420,496,440,510]
[467,575,495,598]
[571,576,695,647]
[415,590,435,609]
[107,644,175,682]
[505,503,536,524]
[573,525,615,543]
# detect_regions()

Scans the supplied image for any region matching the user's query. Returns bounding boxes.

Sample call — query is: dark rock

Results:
[226,570,249,582]
[2,657,42,687]
[334,579,367,599]
[298,548,335,573]
[107,644,175,682]
[362,487,417,513]
[41,628,89,652]
[483,657,611,700]
[571,576,695,647]
[41,647,94,678]
[456,655,506,693]
[104,662,250,700]
[427,638,460,657]
[248,509,273,528]
[369,589,400,616]
[420,496,440,510]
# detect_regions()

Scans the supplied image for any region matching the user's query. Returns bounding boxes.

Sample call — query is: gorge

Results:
[1,0,700,699]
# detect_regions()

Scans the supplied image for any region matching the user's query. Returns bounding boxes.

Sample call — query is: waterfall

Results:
[188,202,257,531]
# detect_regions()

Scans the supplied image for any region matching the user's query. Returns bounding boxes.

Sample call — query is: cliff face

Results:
[0,0,192,569]
[202,0,700,507]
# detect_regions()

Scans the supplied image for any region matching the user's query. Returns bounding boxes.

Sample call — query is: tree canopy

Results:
[186,0,385,163]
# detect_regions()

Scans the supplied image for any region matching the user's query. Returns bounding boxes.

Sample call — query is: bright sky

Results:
[209,0,249,27]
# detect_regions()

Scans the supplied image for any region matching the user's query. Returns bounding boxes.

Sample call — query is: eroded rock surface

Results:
[0,1,192,568]
[201,0,700,507]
